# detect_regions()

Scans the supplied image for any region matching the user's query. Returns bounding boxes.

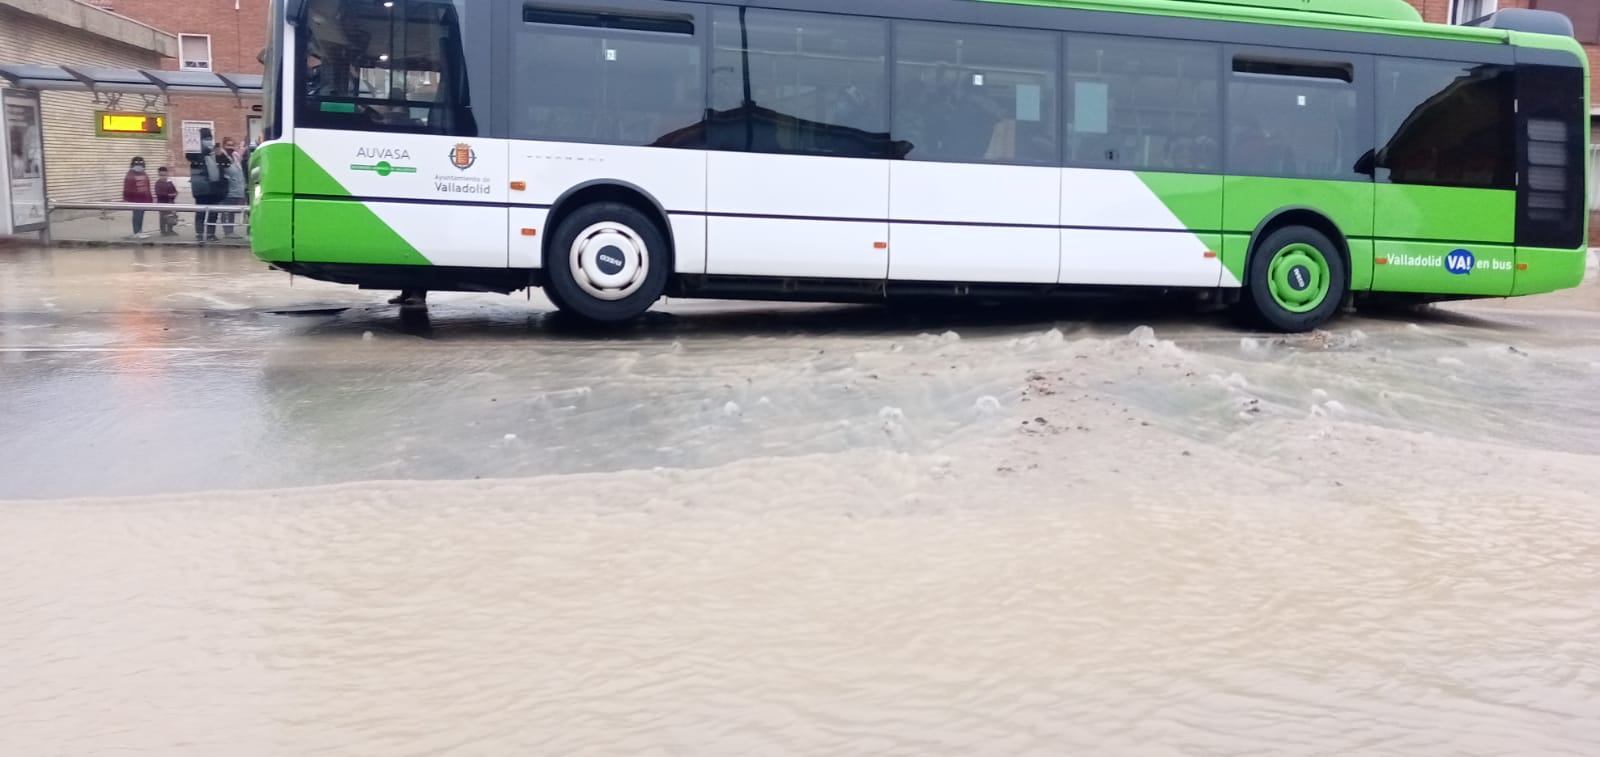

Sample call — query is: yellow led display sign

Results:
[96,112,167,138]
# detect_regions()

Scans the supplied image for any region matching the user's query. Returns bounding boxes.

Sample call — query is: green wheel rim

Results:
[1265,243,1331,314]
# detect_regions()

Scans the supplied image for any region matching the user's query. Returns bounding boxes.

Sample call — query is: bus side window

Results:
[515,6,704,148]
[708,7,897,159]
[1065,35,1221,173]
[892,20,1059,166]
[1226,57,1360,180]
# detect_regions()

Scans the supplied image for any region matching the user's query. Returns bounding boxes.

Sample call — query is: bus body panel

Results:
[508,207,549,270]
[249,141,294,264]
[293,199,435,267]
[1371,241,1518,295]
[706,152,889,280]
[1372,185,1516,296]
[1060,229,1219,287]
[1222,176,1376,290]
[289,129,510,268]
[509,141,709,273]
[1513,246,1590,296]
[888,162,1059,284]
[1060,169,1226,287]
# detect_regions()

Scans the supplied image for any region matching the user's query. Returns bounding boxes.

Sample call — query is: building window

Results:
[181,120,215,153]
[179,34,212,71]
[1450,0,1496,24]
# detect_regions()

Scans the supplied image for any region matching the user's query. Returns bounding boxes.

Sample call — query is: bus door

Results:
[701,7,892,281]
[1370,58,1517,296]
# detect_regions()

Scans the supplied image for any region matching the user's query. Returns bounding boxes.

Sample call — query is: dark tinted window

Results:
[709,7,901,158]
[1227,56,1361,180]
[296,0,478,136]
[893,21,1058,165]
[1065,36,1220,172]
[1376,59,1514,189]
[1517,64,1586,249]
[262,0,284,141]
[512,6,703,147]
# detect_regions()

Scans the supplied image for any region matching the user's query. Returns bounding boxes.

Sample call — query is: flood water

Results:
[3,247,1600,755]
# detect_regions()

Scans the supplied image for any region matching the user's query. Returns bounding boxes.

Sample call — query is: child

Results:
[154,166,179,237]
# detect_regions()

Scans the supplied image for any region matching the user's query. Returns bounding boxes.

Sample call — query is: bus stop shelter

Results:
[0,64,262,238]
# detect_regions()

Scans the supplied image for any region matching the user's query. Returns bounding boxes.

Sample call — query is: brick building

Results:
[88,0,268,168]
[1,0,175,207]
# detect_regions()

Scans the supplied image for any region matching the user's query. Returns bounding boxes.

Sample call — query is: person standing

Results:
[154,166,179,236]
[187,128,223,241]
[122,156,153,237]
[221,149,246,238]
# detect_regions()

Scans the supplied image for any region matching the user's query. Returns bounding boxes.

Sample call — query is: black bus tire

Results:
[543,202,670,324]
[1244,225,1349,333]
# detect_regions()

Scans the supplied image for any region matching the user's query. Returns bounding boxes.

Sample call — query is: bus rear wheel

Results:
[1243,226,1348,333]
[543,202,670,323]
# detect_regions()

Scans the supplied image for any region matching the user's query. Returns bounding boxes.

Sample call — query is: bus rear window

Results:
[296,0,478,136]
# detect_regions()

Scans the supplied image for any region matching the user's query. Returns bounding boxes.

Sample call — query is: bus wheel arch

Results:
[543,181,676,272]
[1242,209,1351,332]
[1248,208,1351,283]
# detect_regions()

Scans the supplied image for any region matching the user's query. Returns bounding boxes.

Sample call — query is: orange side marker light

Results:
[510,181,527,191]
[1203,251,1218,259]
[874,241,888,249]
[1375,257,1390,265]
[521,228,538,236]
[1517,262,1529,270]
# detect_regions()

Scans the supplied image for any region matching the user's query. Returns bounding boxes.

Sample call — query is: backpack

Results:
[188,152,220,199]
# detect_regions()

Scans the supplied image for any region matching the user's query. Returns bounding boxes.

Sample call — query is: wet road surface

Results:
[5,246,1598,501]
[3,246,1600,755]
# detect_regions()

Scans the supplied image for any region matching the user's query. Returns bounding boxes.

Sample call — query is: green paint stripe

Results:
[292,145,433,265]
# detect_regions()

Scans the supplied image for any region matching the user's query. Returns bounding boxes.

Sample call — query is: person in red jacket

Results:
[122,156,153,236]
[153,166,179,236]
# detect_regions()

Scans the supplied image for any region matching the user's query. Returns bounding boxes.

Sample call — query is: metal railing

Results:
[45,200,251,245]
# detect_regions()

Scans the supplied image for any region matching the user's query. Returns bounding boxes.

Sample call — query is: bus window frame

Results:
[1222,44,1375,183]
[289,0,498,138]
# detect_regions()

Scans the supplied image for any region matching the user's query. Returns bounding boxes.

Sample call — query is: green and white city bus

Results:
[251,0,1590,331]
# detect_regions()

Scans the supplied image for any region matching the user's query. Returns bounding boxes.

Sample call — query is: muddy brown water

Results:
[3,247,1600,755]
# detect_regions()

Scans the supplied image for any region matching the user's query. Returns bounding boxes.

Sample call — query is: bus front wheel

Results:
[544,202,670,323]
[1243,226,1348,333]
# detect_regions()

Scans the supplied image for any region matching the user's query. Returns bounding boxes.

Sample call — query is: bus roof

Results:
[1158,0,1421,23]
[987,0,1513,44]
